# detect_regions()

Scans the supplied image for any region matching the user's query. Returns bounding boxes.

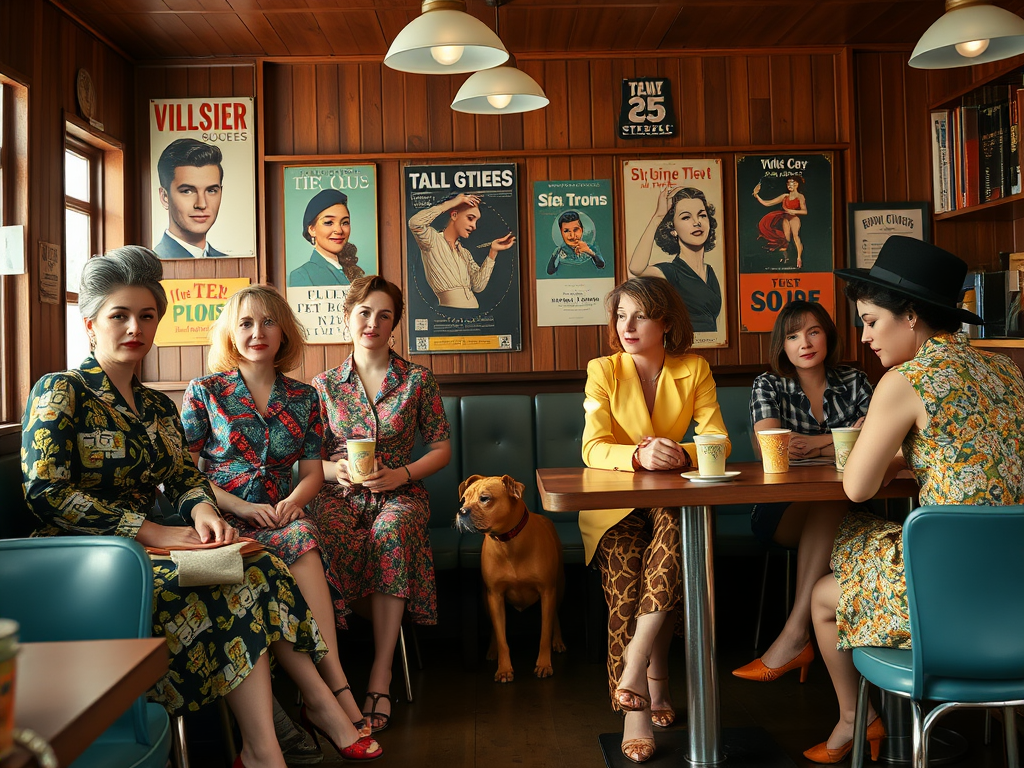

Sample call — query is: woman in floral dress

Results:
[22,247,379,768]
[308,275,452,732]
[802,237,1024,764]
[182,284,373,747]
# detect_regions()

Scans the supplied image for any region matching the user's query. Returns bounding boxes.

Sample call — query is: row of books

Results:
[930,83,1023,214]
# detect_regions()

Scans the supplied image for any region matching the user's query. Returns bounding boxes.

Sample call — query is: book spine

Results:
[931,110,951,213]
[962,105,981,208]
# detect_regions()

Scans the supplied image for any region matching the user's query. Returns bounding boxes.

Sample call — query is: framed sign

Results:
[619,78,677,139]
[847,202,930,271]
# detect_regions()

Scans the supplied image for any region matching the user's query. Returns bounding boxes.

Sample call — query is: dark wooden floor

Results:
[186,556,1014,768]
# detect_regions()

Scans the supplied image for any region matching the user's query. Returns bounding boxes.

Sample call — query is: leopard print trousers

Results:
[594,506,683,708]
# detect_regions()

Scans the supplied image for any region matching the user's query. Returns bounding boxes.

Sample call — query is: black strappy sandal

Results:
[362,691,392,733]
[333,685,369,734]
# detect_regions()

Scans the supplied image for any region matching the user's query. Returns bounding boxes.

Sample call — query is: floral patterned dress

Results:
[22,358,326,714]
[832,333,1024,649]
[309,352,450,627]
[181,370,326,565]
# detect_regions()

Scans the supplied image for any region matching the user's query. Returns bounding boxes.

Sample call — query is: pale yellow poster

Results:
[155,277,249,346]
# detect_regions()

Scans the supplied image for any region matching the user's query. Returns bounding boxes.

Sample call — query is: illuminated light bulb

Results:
[486,93,513,109]
[955,38,990,57]
[430,45,465,66]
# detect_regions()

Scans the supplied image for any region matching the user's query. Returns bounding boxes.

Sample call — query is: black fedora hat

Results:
[834,235,984,325]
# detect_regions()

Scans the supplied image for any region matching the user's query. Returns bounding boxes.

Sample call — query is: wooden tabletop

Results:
[2,638,168,768]
[536,461,919,511]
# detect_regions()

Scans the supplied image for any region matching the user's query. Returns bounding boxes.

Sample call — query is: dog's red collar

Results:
[492,509,529,542]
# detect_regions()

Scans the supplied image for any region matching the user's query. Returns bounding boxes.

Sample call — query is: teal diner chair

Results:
[850,504,1024,768]
[0,536,171,768]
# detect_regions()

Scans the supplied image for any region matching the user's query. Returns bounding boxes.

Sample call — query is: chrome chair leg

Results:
[172,714,190,768]
[754,551,769,648]
[851,676,870,768]
[398,626,413,702]
[985,708,992,745]
[1006,706,1020,768]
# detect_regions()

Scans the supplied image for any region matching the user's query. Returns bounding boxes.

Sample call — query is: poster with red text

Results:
[736,153,834,332]
[622,159,726,348]
[149,98,255,260]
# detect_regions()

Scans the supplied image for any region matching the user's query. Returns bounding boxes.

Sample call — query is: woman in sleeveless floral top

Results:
[801,238,1024,764]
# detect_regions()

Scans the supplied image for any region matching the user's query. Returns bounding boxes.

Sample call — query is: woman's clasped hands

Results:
[635,436,692,471]
[232,498,306,530]
[335,457,411,493]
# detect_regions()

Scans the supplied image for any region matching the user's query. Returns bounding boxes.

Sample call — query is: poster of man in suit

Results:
[148,98,255,259]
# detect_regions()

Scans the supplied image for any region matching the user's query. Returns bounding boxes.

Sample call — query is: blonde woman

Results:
[182,284,378,759]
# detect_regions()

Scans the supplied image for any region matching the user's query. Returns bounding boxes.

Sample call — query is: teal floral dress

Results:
[308,352,450,627]
[21,358,327,714]
[832,333,1024,649]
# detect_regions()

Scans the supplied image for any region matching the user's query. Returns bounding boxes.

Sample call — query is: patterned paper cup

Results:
[831,428,861,472]
[756,429,792,474]
[693,434,729,476]
[346,439,376,484]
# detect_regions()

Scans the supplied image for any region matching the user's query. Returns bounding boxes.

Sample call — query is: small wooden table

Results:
[2,638,168,768]
[537,462,918,766]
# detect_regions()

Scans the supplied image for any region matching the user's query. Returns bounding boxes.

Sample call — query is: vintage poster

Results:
[736,153,835,333]
[848,202,929,271]
[148,98,255,259]
[534,179,614,326]
[404,162,521,353]
[283,165,378,344]
[621,159,727,348]
[154,277,250,347]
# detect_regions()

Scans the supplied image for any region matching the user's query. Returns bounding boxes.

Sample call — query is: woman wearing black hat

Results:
[803,236,1024,763]
[289,189,366,287]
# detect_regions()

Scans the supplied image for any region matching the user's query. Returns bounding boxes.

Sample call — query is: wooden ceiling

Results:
[54,0,1024,62]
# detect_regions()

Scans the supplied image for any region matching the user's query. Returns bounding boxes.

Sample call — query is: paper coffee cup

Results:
[693,434,728,476]
[346,439,376,484]
[756,429,792,474]
[831,427,861,472]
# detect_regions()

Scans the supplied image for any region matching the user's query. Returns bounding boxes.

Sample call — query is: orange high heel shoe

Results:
[646,675,676,728]
[802,716,885,764]
[731,641,814,683]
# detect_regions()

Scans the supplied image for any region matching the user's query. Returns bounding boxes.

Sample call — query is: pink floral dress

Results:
[309,352,450,627]
[832,333,1024,649]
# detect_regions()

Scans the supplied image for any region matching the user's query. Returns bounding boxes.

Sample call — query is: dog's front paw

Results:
[494,666,515,683]
[534,663,554,678]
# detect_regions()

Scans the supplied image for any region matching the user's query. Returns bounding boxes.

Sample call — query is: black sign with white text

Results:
[618,78,677,139]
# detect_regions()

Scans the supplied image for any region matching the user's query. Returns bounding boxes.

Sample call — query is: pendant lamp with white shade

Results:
[451,59,549,114]
[909,0,1024,69]
[385,0,509,75]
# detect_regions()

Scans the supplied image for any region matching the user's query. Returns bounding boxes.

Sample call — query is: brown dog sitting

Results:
[457,474,566,682]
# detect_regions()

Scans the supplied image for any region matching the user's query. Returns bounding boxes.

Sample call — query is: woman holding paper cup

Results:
[182,284,376,745]
[22,247,381,768]
[308,275,451,732]
[733,301,872,686]
[804,237,1024,763]
[580,276,730,763]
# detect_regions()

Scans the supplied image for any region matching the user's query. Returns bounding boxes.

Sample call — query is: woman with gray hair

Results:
[22,246,381,768]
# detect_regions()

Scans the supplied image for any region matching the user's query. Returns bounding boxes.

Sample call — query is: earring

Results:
[87,331,96,351]
[389,335,396,349]
[663,333,668,348]
[909,316,916,331]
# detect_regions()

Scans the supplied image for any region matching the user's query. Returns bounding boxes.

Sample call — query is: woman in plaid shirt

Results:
[732,301,872,684]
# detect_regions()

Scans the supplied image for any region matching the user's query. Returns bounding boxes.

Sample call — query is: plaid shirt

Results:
[749,366,873,434]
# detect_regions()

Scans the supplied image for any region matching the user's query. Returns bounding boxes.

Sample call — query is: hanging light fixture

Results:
[385,0,509,74]
[909,0,1024,69]
[451,59,549,114]
[450,1,548,115]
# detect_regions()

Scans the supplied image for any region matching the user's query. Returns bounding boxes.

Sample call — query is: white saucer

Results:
[680,470,741,483]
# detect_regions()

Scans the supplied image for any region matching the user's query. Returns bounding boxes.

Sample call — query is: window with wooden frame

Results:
[0,74,29,427]
[64,136,103,367]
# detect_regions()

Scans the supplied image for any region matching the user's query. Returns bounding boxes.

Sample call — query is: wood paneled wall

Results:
[142,50,858,389]
[0,0,134,404]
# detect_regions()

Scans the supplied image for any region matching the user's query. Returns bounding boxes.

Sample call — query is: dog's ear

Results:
[458,474,485,498]
[501,475,525,500]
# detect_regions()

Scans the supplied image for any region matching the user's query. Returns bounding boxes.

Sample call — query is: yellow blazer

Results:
[579,351,731,563]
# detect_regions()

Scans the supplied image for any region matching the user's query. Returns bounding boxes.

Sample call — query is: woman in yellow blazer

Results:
[581,276,729,764]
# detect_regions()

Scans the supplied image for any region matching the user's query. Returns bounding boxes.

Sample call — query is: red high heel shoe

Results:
[299,705,383,761]
[802,716,885,764]
[731,641,814,683]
